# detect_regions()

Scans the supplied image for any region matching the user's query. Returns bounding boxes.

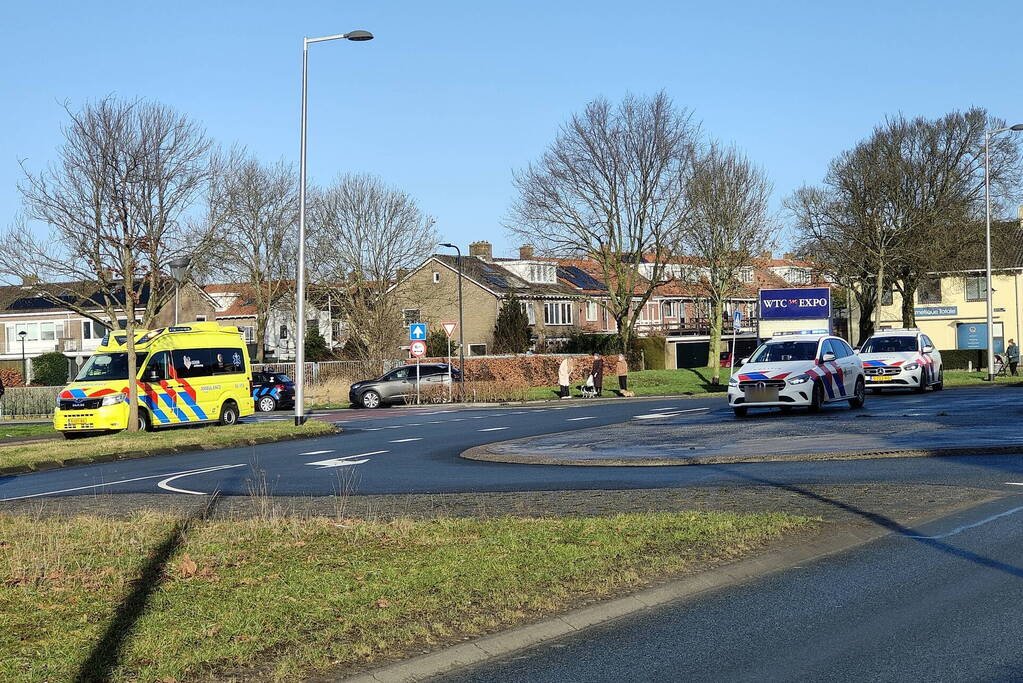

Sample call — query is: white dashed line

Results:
[478,427,509,432]
[390,438,422,443]
[406,423,423,426]
[300,450,335,456]
[427,420,443,424]
[566,416,596,421]
[363,427,383,431]
[449,418,465,422]
[650,407,675,412]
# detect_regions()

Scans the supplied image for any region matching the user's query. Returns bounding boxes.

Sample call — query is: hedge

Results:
[31,352,70,387]
[636,336,667,371]
[938,349,985,370]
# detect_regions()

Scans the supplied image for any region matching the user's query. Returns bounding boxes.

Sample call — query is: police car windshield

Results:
[861,336,918,353]
[75,352,149,382]
[750,341,818,363]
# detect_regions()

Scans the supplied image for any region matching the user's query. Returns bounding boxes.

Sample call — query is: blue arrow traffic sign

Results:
[409,323,427,340]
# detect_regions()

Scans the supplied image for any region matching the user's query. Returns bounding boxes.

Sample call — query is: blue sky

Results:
[2,1,1020,257]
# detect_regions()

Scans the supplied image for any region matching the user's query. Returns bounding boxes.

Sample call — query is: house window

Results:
[917,278,942,304]
[638,302,661,323]
[520,301,536,325]
[280,325,289,340]
[965,276,987,302]
[402,309,421,326]
[543,301,573,326]
[468,343,487,356]
[881,289,894,306]
[586,301,598,322]
[195,315,207,322]
[238,326,255,342]
[432,271,440,284]
[82,320,109,340]
[739,267,754,284]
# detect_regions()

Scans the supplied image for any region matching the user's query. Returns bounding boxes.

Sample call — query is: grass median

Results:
[0,423,56,440]
[0,509,813,681]
[525,367,734,401]
[0,420,339,471]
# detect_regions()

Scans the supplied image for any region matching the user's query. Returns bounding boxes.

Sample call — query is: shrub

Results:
[938,349,985,370]
[304,329,333,362]
[31,352,70,387]
[426,330,458,358]
[492,295,530,354]
[635,336,666,371]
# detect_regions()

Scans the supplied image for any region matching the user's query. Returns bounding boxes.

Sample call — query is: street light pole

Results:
[18,330,27,384]
[440,243,465,400]
[294,29,373,427]
[984,123,1023,381]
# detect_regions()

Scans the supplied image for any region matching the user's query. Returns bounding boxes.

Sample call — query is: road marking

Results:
[306,451,388,469]
[386,425,402,429]
[363,427,383,431]
[566,416,596,421]
[1,464,247,502]
[650,407,675,412]
[427,420,443,423]
[449,418,465,422]
[635,407,708,420]
[478,427,508,432]
[390,438,422,443]
[472,416,488,419]
[407,423,423,426]
[157,464,247,495]
[906,504,1023,540]
[300,450,335,456]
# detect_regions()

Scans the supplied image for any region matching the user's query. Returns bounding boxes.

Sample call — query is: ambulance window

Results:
[174,349,212,378]
[144,352,172,382]
[212,348,246,374]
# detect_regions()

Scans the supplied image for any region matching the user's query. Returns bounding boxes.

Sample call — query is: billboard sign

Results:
[758,288,831,320]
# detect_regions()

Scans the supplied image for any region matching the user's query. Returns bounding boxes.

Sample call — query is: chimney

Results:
[519,245,534,260]
[469,241,493,261]
[782,252,794,260]
[760,251,772,260]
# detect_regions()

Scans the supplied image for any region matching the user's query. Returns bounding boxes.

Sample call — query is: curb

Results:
[0,424,342,477]
[336,523,888,682]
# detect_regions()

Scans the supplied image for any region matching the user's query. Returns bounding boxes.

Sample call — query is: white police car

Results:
[857,328,943,393]
[727,333,865,417]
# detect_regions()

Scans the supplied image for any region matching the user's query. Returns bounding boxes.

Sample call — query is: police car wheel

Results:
[732,406,748,417]
[219,401,240,426]
[933,371,944,391]
[849,377,865,409]
[361,390,381,409]
[808,381,824,413]
[915,368,929,393]
[257,395,277,412]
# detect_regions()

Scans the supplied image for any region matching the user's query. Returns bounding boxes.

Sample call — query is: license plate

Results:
[746,388,779,403]
[869,376,892,382]
[66,417,90,427]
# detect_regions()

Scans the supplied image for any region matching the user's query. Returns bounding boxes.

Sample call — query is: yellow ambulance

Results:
[54,322,254,439]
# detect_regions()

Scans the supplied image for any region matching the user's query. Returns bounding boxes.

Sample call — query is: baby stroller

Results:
[994,353,1008,377]
[578,374,599,398]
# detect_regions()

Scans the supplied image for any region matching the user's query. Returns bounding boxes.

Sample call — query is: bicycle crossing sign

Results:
[409,323,427,340]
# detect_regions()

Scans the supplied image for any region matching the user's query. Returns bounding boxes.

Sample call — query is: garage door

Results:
[676,341,710,369]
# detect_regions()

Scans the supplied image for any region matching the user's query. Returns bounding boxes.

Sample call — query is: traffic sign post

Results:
[409,340,427,404]
[730,310,742,373]
[442,322,457,403]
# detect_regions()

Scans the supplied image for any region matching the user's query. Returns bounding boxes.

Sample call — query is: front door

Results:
[141,351,179,425]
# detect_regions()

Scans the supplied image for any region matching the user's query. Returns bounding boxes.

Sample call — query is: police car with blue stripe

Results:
[252,371,296,412]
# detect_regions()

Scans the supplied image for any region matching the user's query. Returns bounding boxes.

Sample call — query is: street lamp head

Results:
[169,255,191,282]
[345,30,374,41]
[440,243,456,249]
[1011,124,1023,131]
[18,330,26,338]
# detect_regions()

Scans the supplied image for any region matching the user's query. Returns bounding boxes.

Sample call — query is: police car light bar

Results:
[772,329,829,336]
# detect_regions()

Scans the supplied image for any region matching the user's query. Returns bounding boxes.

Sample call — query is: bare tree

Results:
[509,92,700,352]
[0,97,213,431]
[308,174,437,368]
[208,149,298,361]
[682,144,774,383]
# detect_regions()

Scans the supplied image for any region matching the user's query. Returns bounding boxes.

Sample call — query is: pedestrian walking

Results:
[557,357,573,398]
[1007,339,1019,376]
[591,352,603,397]
[616,353,629,395]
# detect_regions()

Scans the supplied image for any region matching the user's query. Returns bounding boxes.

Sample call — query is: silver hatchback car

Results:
[349,364,461,408]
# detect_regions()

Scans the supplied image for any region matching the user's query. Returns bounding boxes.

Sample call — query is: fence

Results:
[1,386,59,420]
[253,359,404,385]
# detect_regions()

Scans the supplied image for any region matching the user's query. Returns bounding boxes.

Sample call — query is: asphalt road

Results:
[438,493,1023,683]
[3,386,1023,502]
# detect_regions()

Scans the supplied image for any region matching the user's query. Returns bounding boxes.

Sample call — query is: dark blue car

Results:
[252,371,296,412]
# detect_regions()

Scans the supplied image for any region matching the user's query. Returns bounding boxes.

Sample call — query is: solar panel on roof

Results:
[482,274,510,288]
[557,266,607,291]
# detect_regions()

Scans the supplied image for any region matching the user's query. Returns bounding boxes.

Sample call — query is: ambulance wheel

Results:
[808,381,824,413]
[915,369,929,393]
[137,409,152,433]
[732,406,748,417]
[219,401,240,426]
[257,395,277,412]
[849,377,865,409]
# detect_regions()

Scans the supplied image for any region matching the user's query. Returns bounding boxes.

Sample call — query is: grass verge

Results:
[0,420,338,471]
[0,423,57,440]
[942,370,1023,387]
[0,510,812,682]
